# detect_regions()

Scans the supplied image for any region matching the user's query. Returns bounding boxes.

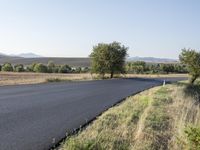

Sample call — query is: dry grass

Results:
[169,83,200,149]
[0,72,94,86]
[0,72,188,86]
[59,83,200,150]
[124,73,188,78]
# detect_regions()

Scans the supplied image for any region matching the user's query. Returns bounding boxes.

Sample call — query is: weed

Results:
[185,126,200,149]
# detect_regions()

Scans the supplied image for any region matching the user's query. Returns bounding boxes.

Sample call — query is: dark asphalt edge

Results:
[51,82,164,150]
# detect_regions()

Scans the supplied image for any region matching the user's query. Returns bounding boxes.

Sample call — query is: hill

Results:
[128,56,178,63]
[0,57,90,67]
[11,52,42,58]
[0,52,178,67]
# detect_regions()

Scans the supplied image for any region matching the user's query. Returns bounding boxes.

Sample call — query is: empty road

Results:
[0,77,186,150]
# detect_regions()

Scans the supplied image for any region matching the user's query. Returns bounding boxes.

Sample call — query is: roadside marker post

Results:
[163,80,166,87]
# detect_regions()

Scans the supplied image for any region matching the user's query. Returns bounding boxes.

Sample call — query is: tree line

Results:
[0,41,199,84]
[90,42,200,84]
[126,61,188,74]
[0,61,90,73]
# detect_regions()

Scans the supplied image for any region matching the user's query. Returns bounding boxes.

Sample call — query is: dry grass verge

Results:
[0,72,93,86]
[59,82,200,150]
[0,72,188,86]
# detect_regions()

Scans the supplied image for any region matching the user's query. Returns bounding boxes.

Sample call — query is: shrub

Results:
[14,64,24,72]
[47,61,55,73]
[74,67,82,73]
[59,64,72,73]
[46,78,62,82]
[2,63,13,72]
[33,63,48,73]
[26,63,37,72]
[82,67,90,73]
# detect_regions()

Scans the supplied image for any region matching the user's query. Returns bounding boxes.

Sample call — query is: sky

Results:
[0,0,200,59]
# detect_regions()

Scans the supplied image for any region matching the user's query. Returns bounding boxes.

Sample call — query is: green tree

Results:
[59,64,72,73]
[161,64,175,74]
[2,63,13,72]
[14,64,24,72]
[33,63,48,73]
[131,61,146,74]
[179,48,200,84]
[90,41,128,78]
[47,61,55,73]
[26,63,37,72]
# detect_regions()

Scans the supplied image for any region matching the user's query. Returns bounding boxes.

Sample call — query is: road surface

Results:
[0,77,186,150]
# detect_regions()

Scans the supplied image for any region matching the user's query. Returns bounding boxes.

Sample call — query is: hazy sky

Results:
[0,0,200,58]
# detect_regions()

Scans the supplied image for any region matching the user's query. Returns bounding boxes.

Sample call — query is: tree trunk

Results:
[190,75,198,84]
[101,73,105,79]
[110,72,114,78]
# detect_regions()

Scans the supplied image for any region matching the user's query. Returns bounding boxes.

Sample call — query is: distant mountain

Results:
[127,56,178,63]
[0,52,8,57]
[0,52,14,59]
[12,53,42,58]
[0,52,42,58]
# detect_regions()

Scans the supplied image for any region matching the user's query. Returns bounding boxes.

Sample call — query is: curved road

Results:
[0,77,186,150]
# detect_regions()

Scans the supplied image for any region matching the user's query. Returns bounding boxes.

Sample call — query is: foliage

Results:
[58,64,72,73]
[126,61,187,74]
[2,63,14,72]
[183,83,200,103]
[14,64,24,72]
[179,48,200,84]
[26,63,37,72]
[90,41,128,78]
[0,62,88,74]
[47,61,56,73]
[33,63,48,73]
[160,64,175,73]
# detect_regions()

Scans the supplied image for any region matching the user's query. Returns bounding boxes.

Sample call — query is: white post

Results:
[163,80,166,87]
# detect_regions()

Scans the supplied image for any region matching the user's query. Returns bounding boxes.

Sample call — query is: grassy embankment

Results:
[0,72,187,86]
[59,81,200,150]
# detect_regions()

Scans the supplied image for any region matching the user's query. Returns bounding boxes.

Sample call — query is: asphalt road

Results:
[0,77,186,150]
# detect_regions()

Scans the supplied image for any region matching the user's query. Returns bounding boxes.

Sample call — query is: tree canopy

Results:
[179,48,200,84]
[2,63,14,72]
[90,41,128,78]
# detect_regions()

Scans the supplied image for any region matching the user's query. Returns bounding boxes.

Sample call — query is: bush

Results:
[26,63,37,72]
[14,64,24,72]
[47,61,56,73]
[46,78,63,82]
[2,63,13,72]
[82,67,90,73]
[59,64,72,73]
[33,63,48,73]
